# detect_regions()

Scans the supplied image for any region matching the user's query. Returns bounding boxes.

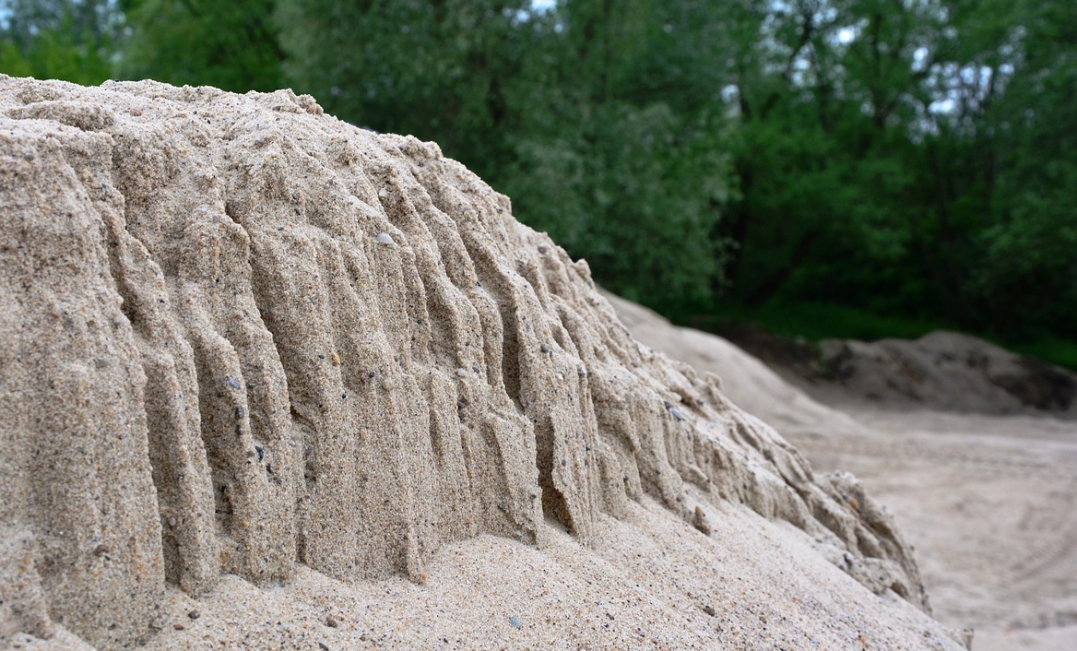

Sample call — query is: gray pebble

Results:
[508,616,521,629]
[375,232,394,245]
[664,400,685,421]
[226,377,241,390]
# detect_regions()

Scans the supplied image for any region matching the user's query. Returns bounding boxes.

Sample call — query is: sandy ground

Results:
[605,292,1077,651]
[785,407,1077,651]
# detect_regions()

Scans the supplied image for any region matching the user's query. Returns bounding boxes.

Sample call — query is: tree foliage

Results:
[0,0,119,84]
[710,0,1076,342]
[119,0,284,91]
[1,0,1074,345]
[277,0,734,302]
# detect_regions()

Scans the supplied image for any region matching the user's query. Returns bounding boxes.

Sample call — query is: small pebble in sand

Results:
[693,506,712,535]
[376,232,394,245]
[456,368,468,378]
[173,623,184,631]
[187,610,200,620]
[664,401,685,421]
[538,245,548,254]
[93,543,110,557]
[540,344,550,354]
[226,377,241,390]
[326,615,339,628]
[508,616,522,629]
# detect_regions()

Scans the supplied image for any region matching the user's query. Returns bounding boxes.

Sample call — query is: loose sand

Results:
[606,294,1077,651]
[1,76,966,650]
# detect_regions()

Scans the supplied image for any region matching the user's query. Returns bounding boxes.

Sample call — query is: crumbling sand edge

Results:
[2,76,928,648]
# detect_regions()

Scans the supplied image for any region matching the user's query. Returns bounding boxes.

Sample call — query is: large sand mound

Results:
[1,77,964,650]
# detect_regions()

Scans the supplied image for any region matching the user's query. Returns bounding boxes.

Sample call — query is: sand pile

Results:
[708,323,1077,417]
[0,76,965,650]
[810,333,1077,415]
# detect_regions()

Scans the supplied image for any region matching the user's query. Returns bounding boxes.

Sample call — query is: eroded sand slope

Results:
[1,77,962,650]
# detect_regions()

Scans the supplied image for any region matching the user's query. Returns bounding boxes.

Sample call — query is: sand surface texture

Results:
[0,76,968,650]
[606,295,1077,651]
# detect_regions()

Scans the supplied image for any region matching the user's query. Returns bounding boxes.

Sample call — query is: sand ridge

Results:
[1,76,960,649]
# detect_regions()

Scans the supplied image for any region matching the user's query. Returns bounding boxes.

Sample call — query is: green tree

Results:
[964,0,1077,338]
[0,0,120,84]
[706,0,1075,344]
[119,0,284,91]
[278,0,736,304]
[500,0,735,303]
[715,0,954,310]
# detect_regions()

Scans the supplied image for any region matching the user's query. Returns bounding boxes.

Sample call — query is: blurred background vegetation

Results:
[3,0,1075,369]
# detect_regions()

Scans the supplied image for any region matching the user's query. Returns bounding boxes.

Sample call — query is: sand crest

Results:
[1,76,965,650]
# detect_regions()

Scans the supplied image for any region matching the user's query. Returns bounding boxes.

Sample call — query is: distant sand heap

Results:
[812,332,1077,415]
[1,77,959,649]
